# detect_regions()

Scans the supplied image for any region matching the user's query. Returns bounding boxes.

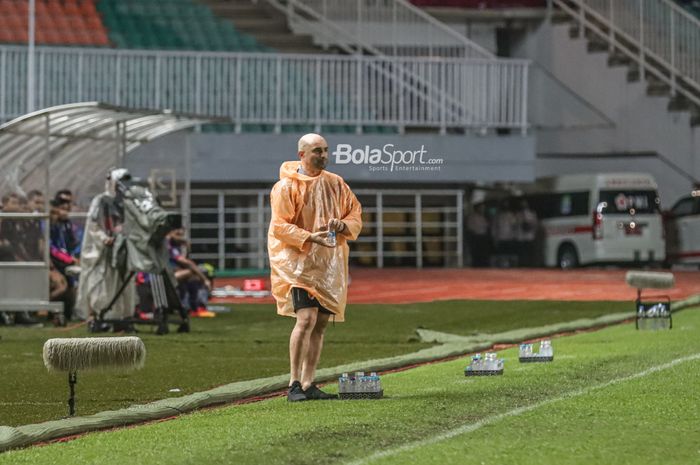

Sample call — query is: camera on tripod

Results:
[88,169,188,335]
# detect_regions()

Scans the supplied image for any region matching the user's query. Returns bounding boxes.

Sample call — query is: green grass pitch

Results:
[1,304,698,464]
[0,300,620,426]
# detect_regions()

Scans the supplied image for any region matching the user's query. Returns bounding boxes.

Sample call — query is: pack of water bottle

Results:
[464,352,504,376]
[519,339,554,362]
[636,302,672,330]
[338,371,383,399]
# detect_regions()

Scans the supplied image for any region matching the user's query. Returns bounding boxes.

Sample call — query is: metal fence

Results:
[0,46,529,132]
[552,0,700,106]
[188,188,464,269]
[276,0,492,58]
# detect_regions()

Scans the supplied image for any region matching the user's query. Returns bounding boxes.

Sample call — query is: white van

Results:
[664,192,700,266]
[524,173,666,268]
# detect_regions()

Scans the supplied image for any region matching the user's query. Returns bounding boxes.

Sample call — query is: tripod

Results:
[88,270,189,335]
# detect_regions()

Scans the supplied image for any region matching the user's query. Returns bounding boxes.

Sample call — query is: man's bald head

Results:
[298,133,326,153]
[297,133,329,176]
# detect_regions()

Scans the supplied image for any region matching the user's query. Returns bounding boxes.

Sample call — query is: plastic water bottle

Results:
[356,372,365,393]
[339,373,349,394]
[659,305,671,329]
[328,230,337,247]
[349,374,356,393]
[539,340,553,358]
[519,343,533,358]
[485,352,497,371]
[471,353,483,371]
[370,372,379,392]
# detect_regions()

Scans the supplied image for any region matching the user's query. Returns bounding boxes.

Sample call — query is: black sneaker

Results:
[0,312,14,326]
[287,381,307,402]
[14,312,42,327]
[303,384,338,400]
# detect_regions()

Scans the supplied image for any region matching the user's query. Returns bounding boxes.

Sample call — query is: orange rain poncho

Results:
[268,161,362,322]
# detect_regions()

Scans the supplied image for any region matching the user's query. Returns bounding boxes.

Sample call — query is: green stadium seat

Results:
[98,0,269,53]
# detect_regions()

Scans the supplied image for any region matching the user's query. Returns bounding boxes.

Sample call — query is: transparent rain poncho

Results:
[76,186,134,320]
[268,161,362,322]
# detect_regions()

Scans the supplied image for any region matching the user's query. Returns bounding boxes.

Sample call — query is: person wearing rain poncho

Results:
[269,133,362,402]
[75,169,135,324]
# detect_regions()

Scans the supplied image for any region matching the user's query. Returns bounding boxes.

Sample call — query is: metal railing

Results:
[276,0,493,58]
[188,188,464,269]
[0,46,529,132]
[551,0,700,107]
[263,0,509,134]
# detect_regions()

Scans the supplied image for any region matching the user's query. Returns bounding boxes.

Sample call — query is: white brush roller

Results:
[43,337,146,373]
[625,271,675,290]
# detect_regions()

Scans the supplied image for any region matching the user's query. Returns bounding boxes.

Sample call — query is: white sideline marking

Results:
[346,353,700,465]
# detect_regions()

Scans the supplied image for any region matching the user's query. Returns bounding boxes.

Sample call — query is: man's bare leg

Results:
[289,307,318,386]
[300,311,330,389]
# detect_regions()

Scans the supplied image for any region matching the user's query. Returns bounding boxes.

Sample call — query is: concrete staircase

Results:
[569,21,700,127]
[199,0,323,53]
[507,15,700,205]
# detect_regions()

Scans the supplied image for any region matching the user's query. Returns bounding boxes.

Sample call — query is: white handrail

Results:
[280,0,493,58]
[552,0,700,107]
[263,0,505,131]
[0,46,529,132]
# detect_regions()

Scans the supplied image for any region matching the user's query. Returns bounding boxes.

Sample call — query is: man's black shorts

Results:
[291,287,333,315]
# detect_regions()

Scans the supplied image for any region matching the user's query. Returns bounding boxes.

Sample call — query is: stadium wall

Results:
[511,20,700,207]
[126,132,535,185]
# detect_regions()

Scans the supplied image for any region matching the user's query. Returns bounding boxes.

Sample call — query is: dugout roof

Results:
[0,102,224,198]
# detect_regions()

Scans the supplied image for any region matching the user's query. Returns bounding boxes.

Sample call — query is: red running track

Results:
[211,268,700,305]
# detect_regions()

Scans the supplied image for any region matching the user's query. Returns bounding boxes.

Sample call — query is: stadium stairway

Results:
[408,0,699,200]
[554,7,700,127]
[198,0,322,54]
[411,0,699,126]
[518,14,699,203]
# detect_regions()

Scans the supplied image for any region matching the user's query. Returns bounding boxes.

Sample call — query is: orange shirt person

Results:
[268,133,362,402]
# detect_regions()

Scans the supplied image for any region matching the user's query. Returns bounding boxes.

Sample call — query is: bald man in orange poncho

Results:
[268,133,362,402]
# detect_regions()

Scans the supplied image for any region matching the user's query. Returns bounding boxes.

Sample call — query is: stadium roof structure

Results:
[0,102,225,198]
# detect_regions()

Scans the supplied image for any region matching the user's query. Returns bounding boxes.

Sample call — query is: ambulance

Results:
[524,173,666,269]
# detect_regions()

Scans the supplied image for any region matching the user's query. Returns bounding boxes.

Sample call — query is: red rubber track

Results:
[211,268,700,305]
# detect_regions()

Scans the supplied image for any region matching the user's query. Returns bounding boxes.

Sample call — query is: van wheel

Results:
[557,245,579,270]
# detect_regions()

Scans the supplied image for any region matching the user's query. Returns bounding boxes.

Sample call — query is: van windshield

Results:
[525,192,589,219]
[598,190,660,214]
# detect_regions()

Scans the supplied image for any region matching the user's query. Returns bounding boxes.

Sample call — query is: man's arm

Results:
[174,256,212,290]
[50,245,76,266]
[336,184,363,240]
[270,182,312,250]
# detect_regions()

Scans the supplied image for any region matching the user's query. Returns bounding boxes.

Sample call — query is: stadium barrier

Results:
[0,45,529,133]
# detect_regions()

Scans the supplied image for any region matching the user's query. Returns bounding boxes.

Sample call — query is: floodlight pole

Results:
[43,114,50,266]
[120,122,127,167]
[114,121,127,168]
[184,133,192,240]
[27,0,36,112]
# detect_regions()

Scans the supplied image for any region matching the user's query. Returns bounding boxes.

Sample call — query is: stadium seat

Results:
[0,0,110,47]
[94,0,268,53]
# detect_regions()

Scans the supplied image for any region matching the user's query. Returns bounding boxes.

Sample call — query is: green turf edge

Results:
[0,309,645,453]
[675,294,700,311]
